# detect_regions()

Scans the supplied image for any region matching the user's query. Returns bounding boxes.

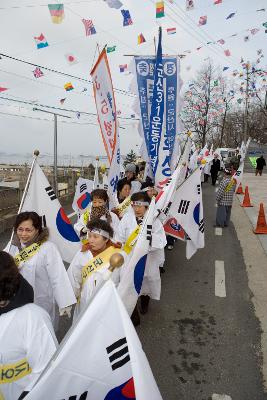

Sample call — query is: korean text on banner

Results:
[91,49,117,165]
[134,55,181,183]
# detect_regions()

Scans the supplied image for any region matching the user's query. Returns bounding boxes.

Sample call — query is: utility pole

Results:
[244,64,250,143]
[33,108,71,196]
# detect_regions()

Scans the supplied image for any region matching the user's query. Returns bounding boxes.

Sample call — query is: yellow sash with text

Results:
[14,242,43,267]
[115,196,131,218]
[0,358,32,384]
[81,246,122,287]
[122,225,140,255]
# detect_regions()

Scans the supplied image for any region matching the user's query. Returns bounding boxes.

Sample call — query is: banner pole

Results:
[7,150,39,251]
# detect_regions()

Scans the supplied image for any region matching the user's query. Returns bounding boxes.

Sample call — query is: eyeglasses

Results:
[17,228,35,233]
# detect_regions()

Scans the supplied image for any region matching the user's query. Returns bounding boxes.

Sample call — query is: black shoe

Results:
[131,306,140,326]
[160,266,165,274]
[140,295,150,315]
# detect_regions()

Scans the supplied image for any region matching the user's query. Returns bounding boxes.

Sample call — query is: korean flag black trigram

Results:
[45,186,57,201]
[197,184,201,195]
[106,337,130,371]
[199,219,204,233]
[146,224,152,242]
[178,200,190,215]
[80,183,87,193]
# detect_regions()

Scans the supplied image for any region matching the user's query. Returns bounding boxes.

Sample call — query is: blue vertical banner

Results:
[149,27,164,176]
[134,49,180,186]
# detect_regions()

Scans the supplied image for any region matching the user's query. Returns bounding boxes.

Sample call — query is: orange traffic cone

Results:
[254,203,267,234]
[240,186,253,207]
[236,183,244,195]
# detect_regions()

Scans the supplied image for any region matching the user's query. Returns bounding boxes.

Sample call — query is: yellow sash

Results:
[122,225,140,255]
[0,358,32,384]
[83,209,90,225]
[14,242,43,267]
[115,196,131,218]
[225,178,236,193]
[81,246,121,287]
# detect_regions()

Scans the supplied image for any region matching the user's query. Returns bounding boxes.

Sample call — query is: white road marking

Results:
[212,394,232,400]
[215,260,226,298]
[67,211,76,218]
[215,227,222,236]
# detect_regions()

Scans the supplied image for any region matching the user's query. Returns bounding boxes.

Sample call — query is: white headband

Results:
[88,228,110,239]
[132,201,150,206]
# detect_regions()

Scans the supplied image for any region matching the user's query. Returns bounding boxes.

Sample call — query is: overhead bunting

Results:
[217,39,225,45]
[64,82,74,91]
[48,4,64,24]
[186,0,194,11]
[167,27,176,35]
[82,19,96,36]
[223,66,229,71]
[119,64,127,72]
[34,33,48,49]
[226,12,236,19]
[33,67,44,78]
[198,16,207,26]
[121,9,133,26]
[224,49,231,57]
[214,0,222,4]
[0,87,8,92]
[60,98,66,104]
[107,45,116,53]
[138,33,146,44]
[103,0,123,9]
[65,54,78,65]
[156,1,165,18]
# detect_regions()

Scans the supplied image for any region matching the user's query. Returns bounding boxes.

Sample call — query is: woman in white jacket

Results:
[5,211,76,328]
[0,251,57,400]
[117,192,166,325]
[68,219,122,322]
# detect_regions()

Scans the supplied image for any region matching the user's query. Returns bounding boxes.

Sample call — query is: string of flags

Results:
[103,0,123,9]
[82,19,96,36]
[65,54,78,66]
[34,34,48,49]
[48,4,64,24]
[156,1,165,18]
[121,9,133,26]
[107,45,116,53]
[64,82,74,91]
[138,33,146,44]
[33,67,44,78]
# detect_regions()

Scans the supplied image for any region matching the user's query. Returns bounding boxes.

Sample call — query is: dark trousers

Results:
[211,171,218,185]
[216,205,232,227]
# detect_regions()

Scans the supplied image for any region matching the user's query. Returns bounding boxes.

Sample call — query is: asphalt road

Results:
[136,181,267,400]
[0,184,266,399]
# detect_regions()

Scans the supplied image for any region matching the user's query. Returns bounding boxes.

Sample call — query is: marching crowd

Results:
[0,161,168,399]
[0,144,256,399]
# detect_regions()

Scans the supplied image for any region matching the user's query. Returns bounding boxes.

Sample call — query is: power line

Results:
[0,52,137,98]
[0,95,140,120]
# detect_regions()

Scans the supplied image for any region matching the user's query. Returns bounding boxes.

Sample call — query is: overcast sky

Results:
[0,0,266,158]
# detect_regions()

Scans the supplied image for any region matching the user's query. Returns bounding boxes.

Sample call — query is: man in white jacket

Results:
[117,192,166,325]
[0,251,57,400]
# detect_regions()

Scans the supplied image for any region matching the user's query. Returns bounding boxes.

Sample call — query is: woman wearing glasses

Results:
[4,211,76,328]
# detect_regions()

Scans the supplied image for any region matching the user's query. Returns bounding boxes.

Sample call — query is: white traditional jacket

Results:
[0,303,57,400]
[117,208,166,300]
[67,247,120,322]
[5,240,76,327]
